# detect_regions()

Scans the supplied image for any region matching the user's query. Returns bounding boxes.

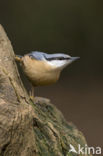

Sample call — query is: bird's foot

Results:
[30,96,35,101]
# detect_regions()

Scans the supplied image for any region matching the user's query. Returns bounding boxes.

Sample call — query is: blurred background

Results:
[0,0,103,153]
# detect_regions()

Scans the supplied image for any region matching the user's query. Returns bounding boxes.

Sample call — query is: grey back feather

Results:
[28,51,70,61]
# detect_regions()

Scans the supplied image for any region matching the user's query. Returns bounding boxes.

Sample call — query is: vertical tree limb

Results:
[0,25,92,156]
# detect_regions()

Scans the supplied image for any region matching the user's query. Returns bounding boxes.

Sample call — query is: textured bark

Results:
[0,25,92,156]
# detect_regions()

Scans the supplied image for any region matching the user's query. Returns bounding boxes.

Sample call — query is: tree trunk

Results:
[0,25,92,156]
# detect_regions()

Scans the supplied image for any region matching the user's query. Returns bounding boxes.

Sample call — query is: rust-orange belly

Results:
[22,56,60,86]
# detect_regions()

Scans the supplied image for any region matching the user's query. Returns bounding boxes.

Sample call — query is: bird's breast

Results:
[22,56,61,86]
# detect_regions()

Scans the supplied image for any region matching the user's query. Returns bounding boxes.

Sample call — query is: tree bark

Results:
[0,25,92,156]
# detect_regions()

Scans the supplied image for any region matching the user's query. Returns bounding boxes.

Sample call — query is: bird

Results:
[15,51,79,99]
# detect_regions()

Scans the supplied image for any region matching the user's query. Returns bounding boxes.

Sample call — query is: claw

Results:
[30,96,35,101]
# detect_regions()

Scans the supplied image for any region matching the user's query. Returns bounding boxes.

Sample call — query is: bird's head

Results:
[45,53,80,70]
[28,51,80,71]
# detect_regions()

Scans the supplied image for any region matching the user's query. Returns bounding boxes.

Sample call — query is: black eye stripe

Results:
[46,57,70,61]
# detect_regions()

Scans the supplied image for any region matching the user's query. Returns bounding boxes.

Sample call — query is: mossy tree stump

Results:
[0,25,92,156]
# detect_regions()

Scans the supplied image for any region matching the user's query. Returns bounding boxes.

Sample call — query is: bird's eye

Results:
[58,57,64,60]
[57,57,70,60]
[46,57,70,61]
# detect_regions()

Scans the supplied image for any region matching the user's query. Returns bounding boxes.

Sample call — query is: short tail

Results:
[15,55,23,62]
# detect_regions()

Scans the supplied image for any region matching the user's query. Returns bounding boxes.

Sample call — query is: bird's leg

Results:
[29,84,35,101]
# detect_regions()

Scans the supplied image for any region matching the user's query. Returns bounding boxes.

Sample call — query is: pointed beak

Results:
[70,57,80,62]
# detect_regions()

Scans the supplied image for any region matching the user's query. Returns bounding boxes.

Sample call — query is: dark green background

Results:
[0,0,103,150]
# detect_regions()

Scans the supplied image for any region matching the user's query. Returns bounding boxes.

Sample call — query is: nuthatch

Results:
[15,51,79,98]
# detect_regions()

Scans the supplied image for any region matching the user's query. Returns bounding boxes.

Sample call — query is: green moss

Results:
[31,97,92,156]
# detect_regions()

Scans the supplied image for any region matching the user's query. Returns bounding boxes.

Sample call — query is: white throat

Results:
[47,60,70,70]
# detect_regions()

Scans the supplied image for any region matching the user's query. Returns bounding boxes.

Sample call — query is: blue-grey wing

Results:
[27,51,46,60]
